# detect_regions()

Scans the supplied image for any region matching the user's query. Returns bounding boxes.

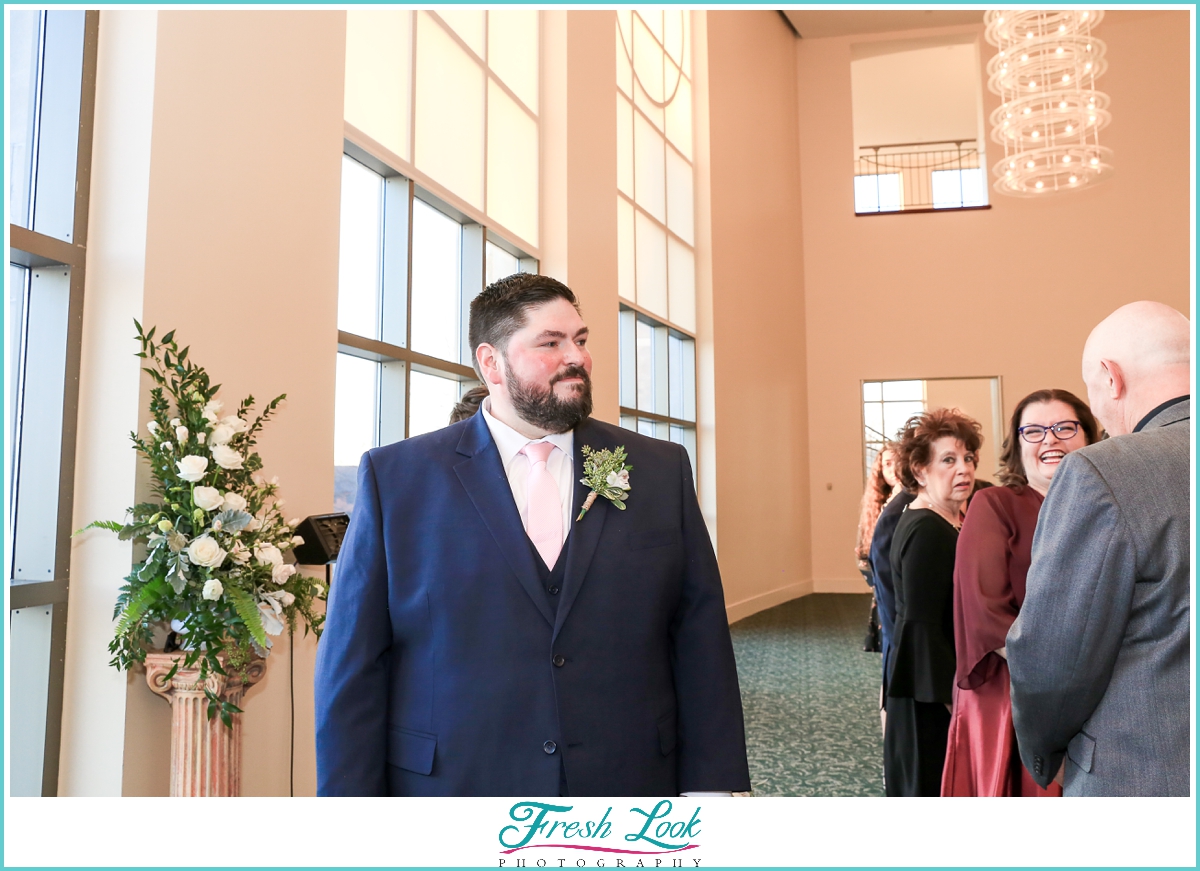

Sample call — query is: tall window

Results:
[619,308,697,479]
[334,156,535,514]
[7,9,98,797]
[616,11,698,471]
[344,9,539,251]
[338,10,541,515]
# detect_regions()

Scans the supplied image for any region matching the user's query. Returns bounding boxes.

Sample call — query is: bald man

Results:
[1008,301,1191,796]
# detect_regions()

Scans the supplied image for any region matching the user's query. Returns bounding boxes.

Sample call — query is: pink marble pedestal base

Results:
[144,651,267,796]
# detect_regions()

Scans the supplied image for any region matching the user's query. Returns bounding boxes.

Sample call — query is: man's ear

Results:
[1100,359,1125,400]
[476,343,505,387]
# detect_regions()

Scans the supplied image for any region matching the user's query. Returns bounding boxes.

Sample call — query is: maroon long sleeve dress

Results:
[941,485,1063,797]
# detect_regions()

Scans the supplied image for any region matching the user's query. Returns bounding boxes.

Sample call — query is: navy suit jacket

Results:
[314,413,751,796]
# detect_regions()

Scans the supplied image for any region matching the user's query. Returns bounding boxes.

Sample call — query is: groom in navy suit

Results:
[315,274,750,796]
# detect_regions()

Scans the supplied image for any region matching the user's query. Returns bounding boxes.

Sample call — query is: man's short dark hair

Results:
[468,273,579,378]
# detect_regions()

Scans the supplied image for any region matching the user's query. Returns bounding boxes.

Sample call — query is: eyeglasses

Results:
[1018,420,1081,444]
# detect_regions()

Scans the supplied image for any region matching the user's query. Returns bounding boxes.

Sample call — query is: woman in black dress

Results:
[885,407,982,796]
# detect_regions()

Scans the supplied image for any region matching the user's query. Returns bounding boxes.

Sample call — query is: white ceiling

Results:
[781,10,985,39]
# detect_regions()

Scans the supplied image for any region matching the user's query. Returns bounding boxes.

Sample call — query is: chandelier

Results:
[985,9,1113,196]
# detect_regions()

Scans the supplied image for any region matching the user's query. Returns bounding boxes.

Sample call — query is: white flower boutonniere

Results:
[577,445,633,521]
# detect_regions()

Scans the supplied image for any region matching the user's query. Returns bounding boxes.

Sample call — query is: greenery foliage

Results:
[81,323,325,709]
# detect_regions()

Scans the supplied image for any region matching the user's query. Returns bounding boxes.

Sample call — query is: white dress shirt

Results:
[480,398,574,544]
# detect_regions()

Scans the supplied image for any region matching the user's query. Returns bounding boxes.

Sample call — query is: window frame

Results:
[336,139,536,450]
[618,301,698,478]
[6,9,99,797]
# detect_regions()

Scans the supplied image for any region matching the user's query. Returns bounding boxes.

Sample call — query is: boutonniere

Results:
[576,445,633,521]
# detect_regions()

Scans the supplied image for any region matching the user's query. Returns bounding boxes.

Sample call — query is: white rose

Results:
[147,420,159,434]
[203,399,223,423]
[175,425,189,442]
[202,579,224,601]
[291,535,305,546]
[186,535,227,568]
[288,517,301,528]
[221,491,248,513]
[169,418,181,428]
[209,423,235,446]
[193,486,223,511]
[246,516,262,532]
[221,414,250,434]
[229,541,251,565]
[211,445,244,470]
[272,563,297,585]
[161,441,173,452]
[257,601,285,636]
[176,455,209,482]
[275,498,285,508]
[606,469,631,491]
[254,543,283,566]
[197,432,207,444]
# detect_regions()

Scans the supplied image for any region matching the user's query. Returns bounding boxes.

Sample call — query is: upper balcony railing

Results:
[854,139,991,214]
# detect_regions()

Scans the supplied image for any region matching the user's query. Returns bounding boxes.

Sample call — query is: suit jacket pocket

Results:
[656,710,677,756]
[628,528,681,551]
[1067,730,1095,773]
[388,726,437,775]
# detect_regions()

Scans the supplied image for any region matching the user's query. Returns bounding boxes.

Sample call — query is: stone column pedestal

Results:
[144,652,267,797]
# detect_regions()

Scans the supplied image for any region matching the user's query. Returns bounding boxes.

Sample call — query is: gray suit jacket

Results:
[1008,399,1191,796]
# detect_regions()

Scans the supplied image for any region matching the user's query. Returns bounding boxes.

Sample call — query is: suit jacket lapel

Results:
[553,418,612,642]
[454,413,555,627]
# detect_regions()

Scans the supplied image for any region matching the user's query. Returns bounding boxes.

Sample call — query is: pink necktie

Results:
[521,441,562,569]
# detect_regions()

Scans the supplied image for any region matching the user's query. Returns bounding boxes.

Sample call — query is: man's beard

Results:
[507,363,593,434]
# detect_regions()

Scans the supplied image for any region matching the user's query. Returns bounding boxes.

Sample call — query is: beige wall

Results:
[796,11,1191,590]
[707,12,814,619]
[116,10,345,796]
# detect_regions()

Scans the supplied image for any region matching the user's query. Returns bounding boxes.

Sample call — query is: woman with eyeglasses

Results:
[941,389,1100,796]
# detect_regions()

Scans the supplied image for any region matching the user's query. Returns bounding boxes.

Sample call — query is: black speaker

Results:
[291,513,350,565]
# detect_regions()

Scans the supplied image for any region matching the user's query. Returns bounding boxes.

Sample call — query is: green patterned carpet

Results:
[730,593,884,797]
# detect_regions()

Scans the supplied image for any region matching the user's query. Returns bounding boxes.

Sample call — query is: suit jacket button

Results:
[543,740,557,754]
[553,654,565,667]
[548,586,560,595]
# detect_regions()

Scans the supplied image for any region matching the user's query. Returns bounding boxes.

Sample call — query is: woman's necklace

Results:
[913,495,963,530]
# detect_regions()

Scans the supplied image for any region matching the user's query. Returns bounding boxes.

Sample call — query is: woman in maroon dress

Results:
[941,389,1100,796]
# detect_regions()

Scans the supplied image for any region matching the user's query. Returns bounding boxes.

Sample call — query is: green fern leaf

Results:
[74,519,124,536]
[229,588,268,650]
[113,577,168,637]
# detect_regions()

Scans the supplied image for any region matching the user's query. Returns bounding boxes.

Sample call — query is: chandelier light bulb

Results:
[1031,130,1039,138]
[1090,157,1099,165]
[1065,124,1073,132]
[1059,101,1067,108]
[1035,181,1044,189]
[1062,74,1071,83]
[1059,24,1066,33]
[1063,155,1071,163]
[1069,175,1078,183]
[1026,160,1036,169]
[1085,62,1092,70]
[1056,47,1064,55]
[1024,107,1031,114]
[1022,54,1029,61]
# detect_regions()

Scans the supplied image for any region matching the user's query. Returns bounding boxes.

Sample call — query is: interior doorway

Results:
[862,376,1003,484]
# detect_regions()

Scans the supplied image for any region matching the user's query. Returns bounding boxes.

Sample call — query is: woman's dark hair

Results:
[449,385,489,425]
[997,388,1100,488]
[467,273,578,379]
[894,407,983,494]
[855,444,895,560]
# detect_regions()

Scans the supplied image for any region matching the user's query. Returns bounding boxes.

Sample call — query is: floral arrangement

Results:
[83,323,325,723]
[576,445,632,520]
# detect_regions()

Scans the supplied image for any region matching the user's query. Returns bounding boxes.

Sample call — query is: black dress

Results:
[884,507,958,796]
